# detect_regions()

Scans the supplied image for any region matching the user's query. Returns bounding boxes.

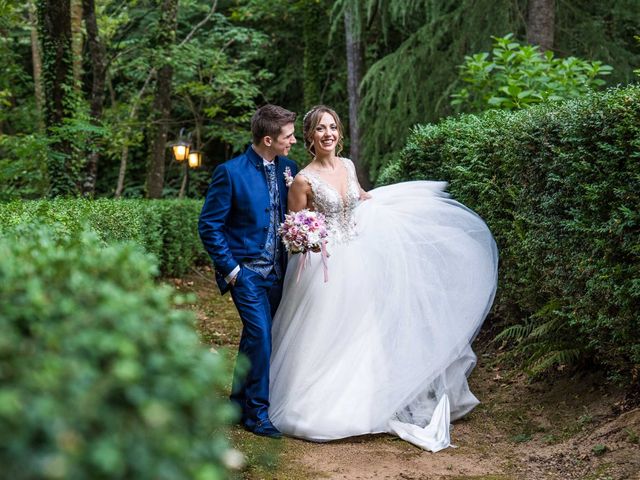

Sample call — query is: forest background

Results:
[1,0,639,199]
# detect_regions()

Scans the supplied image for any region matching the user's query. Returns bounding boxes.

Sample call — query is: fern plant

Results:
[495,300,588,377]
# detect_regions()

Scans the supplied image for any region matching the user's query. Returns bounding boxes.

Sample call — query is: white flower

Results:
[221,448,246,470]
[283,167,294,187]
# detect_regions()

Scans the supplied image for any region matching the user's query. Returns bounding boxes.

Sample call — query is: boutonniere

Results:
[283,166,294,187]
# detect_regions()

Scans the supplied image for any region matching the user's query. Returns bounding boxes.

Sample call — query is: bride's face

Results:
[312,112,340,156]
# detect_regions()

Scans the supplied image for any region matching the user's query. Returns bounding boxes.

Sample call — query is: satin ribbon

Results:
[320,240,329,283]
[295,240,329,283]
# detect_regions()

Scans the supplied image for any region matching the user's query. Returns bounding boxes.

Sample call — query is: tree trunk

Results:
[81,0,106,196]
[178,162,188,199]
[146,0,179,199]
[344,3,370,189]
[526,0,555,51]
[27,0,45,131]
[70,0,83,88]
[146,63,173,198]
[115,72,154,198]
[37,0,78,196]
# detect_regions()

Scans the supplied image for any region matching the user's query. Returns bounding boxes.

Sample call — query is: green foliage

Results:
[5,0,639,194]
[0,133,49,200]
[555,1,640,84]
[335,0,640,180]
[171,12,271,153]
[356,0,525,179]
[635,36,640,77]
[625,428,639,444]
[229,0,347,164]
[0,1,41,133]
[302,0,325,110]
[148,200,209,277]
[36,0,87,197]
[379,85,640,381]
[592,444,608,456]
[0,224,233,479]
[0,199,207,277]
[451,34,613,111]
[512,433,532,443]
[88,1,278,197]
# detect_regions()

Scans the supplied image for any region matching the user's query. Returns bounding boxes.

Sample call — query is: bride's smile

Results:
[312,112,340,157]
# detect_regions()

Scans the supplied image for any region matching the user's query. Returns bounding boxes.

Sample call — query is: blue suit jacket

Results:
[198,145,299,294]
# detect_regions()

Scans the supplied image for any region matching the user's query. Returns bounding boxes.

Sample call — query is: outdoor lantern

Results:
[172,142,190,161]
[188,150,202,168]
[170,128,191,161]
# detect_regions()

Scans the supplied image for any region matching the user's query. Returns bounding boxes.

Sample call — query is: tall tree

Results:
[146,0,179,199]
[527,0,555,51]
[27,0,44,130]
[81,0,107,196]
[37,0,79,196]
[343,1,369,188]
[71,0,83,87]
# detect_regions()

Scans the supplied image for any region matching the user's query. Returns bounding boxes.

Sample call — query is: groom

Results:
[198,104,298,438]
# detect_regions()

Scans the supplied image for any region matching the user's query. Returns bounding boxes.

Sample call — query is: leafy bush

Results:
[150,200,209,278]
[0,225,234,479]
[380,85,640,381]
[451,34,613,111]
[0,199,207,277]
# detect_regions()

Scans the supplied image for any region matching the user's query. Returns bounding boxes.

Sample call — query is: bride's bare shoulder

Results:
[291,171,312,190]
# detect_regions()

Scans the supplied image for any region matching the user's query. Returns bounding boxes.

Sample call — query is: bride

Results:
[268,105,498,452]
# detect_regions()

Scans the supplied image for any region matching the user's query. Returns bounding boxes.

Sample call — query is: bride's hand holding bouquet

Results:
[279,209,329,282]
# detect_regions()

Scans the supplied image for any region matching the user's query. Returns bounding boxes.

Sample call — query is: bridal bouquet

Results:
[279,209,329,282]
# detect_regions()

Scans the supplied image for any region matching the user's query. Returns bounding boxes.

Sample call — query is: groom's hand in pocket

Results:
[226,265,241,287]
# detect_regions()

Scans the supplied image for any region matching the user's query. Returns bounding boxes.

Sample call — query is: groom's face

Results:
[267,123,296,157]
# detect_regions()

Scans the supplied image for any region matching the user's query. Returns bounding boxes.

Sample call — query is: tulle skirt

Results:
[269,181,498,451]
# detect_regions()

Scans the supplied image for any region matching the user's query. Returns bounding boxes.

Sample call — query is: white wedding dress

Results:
[269,158,498,452]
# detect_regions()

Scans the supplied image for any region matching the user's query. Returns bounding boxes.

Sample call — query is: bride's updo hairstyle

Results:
[303,105,344,158]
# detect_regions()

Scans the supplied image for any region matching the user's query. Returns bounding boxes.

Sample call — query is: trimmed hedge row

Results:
[0,199,207,277]
[0,225,234,479]
[379,85,640,380]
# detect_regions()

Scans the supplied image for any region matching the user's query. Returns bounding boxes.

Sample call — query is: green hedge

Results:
[379,85,640,380]
[0,199,207,277]
[0,225,234,479]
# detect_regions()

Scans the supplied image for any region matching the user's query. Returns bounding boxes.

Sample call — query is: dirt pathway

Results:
[173,270,640,480]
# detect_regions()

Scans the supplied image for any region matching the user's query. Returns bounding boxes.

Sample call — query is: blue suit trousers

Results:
[229,266,282,427]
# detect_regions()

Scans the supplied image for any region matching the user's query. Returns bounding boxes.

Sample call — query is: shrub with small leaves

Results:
[0,199,207,277]
[0,225,234,479]
[380,85,640,382]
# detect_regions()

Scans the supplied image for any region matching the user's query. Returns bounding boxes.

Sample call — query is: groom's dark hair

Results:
[251,104,297,144]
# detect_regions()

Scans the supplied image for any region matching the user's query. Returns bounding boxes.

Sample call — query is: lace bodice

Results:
[298,158,360,244]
